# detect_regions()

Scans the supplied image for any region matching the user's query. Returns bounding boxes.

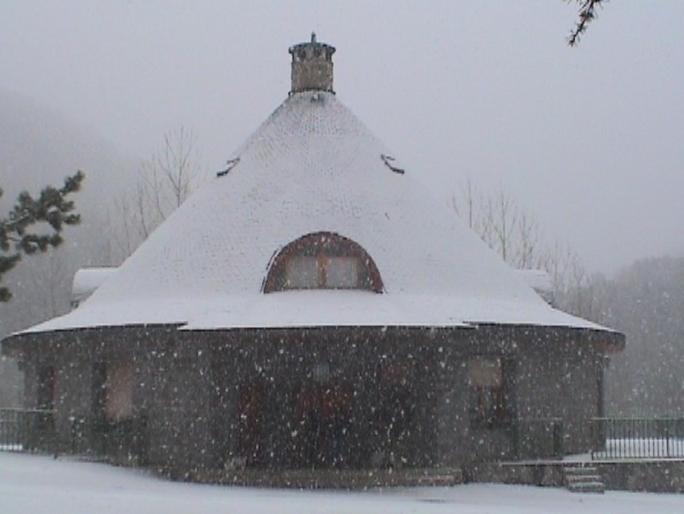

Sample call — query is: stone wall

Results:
[434,327,606,466]
[434,348,515,466]
[516,339,603,455]
[600,460,684,492]
[10,324,615,479]
[0,358,22,408]
[473,460,684,493]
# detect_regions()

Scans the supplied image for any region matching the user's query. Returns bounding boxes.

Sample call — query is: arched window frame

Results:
[262,232,384,293]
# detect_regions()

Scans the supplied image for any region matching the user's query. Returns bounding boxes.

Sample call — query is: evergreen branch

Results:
[568,0,605,46]
[0,170,85,301]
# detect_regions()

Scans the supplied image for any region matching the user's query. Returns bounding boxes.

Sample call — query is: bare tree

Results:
[451,182,544,270]
[487,191,519,264]
[109,193,137,262]
[450,179,477,231]
[111,127,202,262]
[451,179,596,314]
[515,211,540,269]
[137,126,198,233]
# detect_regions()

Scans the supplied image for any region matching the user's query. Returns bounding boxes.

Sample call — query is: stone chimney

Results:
[289,33,336,94]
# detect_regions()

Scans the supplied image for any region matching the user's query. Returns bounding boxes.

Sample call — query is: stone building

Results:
[2,35,623,482]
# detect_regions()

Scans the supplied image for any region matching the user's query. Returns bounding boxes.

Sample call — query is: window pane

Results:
[105,360,134,421]
[469,358,502,387]
[285,256,319,289]
[325,256,359,288]
[263,232,383,293]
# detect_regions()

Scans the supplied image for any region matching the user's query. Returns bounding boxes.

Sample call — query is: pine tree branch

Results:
[0,170,85,301]
[568,0,605,46]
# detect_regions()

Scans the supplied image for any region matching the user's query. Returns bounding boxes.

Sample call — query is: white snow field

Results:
[2,452,684,514]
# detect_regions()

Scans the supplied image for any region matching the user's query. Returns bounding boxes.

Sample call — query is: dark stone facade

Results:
[3,324,621,481]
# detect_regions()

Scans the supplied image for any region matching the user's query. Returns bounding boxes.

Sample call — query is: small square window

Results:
[325,256,359,289]
[285,256,319,289]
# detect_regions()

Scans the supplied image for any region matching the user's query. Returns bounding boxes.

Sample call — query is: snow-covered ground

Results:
[2,452,684,514]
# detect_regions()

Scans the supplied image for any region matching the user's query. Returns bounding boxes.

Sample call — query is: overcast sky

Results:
[1,1,683,273]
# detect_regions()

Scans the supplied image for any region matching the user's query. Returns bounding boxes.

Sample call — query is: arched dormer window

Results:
[263,232,383,293]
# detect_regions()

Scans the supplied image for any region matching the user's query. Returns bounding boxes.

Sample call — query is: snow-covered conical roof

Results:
[22,39,609,334]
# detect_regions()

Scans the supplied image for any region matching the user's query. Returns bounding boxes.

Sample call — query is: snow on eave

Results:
[513,269,553,295]
[8,92,622,342]
[71,267,118,305]
[9,289,614,337]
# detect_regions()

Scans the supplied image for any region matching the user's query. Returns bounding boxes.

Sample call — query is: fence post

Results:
[553,419,563,458]
[70,415,77,454]
[666,421,671,458]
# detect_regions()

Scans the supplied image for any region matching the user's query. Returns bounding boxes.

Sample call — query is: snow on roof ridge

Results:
[13,91,613,335]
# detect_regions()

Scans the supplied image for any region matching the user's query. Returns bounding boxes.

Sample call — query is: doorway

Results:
[292,383,352,468]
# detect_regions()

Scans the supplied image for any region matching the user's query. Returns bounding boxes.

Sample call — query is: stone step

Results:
[567,480,605,494]
[564,466,598,475]
[566,474,602,484]
[564,465,605,494]
[415,475,459,486]
[204,467,464,489]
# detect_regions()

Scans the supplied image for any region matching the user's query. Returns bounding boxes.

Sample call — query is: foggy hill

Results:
[602,256,684,416]
[0,89,137,203]
[0,88,139,330]
[0,89,138,406]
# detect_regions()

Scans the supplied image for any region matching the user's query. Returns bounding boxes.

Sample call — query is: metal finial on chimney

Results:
[288,33,336,95]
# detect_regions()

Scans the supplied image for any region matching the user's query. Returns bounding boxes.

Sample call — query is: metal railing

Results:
[591,417,684,460]
[1,408,148,463]
[68,414,149,464]
[0,408,55,451]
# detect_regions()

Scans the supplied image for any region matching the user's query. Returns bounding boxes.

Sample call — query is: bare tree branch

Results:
[112,127,202,261]
[451,178,594,313]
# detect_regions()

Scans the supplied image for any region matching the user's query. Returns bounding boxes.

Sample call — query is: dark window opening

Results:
[469,357,513,428]
[91,360,134,422]
[92,362,107,421]
[104,359,134,421]
[37,366,56,411]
